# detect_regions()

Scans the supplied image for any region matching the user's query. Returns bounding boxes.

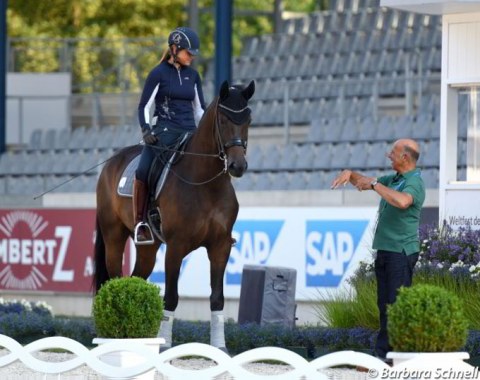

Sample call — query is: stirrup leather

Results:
[134,222,154,245]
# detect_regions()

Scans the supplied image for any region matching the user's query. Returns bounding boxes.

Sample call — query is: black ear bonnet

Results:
[218,81,255,124]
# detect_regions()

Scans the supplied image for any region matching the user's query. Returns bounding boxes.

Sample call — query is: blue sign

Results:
[226,220,284,284]
[305,220,369,287]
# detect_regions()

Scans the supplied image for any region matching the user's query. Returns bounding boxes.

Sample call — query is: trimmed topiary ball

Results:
[387,284,468,352]
[93,277,163,338]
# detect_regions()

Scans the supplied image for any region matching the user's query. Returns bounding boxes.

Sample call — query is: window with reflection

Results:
[457,87,480,182]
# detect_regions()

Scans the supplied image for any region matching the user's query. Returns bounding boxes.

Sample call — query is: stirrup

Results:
[134,222,155,245]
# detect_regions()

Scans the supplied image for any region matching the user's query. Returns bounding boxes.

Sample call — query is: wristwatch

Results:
[370,179,378,190]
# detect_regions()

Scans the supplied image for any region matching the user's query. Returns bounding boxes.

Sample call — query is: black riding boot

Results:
[132,178,154,244]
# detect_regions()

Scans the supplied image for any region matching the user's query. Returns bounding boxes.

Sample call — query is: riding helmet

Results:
[168,27,200,56]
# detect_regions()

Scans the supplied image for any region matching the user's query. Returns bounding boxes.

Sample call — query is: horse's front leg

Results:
[131,243,160,279]
[207,239,232,353]
[157,243,185,351]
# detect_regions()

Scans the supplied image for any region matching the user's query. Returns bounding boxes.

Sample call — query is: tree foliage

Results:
[7,0,324,92]
[8,0,186,38]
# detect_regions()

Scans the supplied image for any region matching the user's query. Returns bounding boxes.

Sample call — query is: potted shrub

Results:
[386,284,470,367]
[92,276,164,379]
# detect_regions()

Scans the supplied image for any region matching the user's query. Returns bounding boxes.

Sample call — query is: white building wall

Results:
[440,12,480,226]
[6,73,71,146]
[446,16,480,80]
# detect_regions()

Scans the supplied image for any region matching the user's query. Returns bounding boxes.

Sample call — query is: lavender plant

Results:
[419,222,480,278]
[0,298,53,317]
[0,298,55,343]
[316,222,480,331]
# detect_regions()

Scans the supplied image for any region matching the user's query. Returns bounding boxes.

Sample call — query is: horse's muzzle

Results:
[228,159,247,178]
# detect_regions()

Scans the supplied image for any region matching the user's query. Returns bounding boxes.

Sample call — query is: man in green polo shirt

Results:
[331,138,425,363]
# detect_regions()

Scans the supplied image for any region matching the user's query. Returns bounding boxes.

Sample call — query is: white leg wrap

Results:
[158,310,175,347]
[210,311,226,348]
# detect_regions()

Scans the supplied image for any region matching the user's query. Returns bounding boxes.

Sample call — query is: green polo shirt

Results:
[372,168,425,255]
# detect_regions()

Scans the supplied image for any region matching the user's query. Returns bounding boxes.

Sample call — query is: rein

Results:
[160,98,246,186]
[35,92,249,197]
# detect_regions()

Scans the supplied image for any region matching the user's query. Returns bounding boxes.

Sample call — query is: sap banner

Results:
[139,207,378,301]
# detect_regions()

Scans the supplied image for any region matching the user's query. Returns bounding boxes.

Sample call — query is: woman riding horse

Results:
[94,79,255,353]
[135,26,206,244]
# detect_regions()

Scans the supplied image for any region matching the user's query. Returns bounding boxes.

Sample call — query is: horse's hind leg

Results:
[102,222,130,279]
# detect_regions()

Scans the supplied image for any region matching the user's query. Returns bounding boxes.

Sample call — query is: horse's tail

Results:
[92,215,109,293]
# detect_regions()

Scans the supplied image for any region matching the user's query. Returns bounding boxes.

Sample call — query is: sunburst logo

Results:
[0,211,48,238]
[0,211,50,290]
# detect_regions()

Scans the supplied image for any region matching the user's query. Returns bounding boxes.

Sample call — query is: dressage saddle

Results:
[117,133,192,242]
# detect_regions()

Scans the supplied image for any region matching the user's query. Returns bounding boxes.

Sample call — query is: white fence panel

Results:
[0,334,477,379]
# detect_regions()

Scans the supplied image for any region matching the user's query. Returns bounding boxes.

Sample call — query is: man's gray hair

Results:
[404,145,420,162]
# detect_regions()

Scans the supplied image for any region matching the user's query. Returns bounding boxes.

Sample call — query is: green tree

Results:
[7,0,324,92]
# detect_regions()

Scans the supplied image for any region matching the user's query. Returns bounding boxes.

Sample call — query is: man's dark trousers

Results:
[374,250,419,359]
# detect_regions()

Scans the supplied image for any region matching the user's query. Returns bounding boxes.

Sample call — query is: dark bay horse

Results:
[93,80,255,351]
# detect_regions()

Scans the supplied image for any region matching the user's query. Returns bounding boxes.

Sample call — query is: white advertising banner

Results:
[445,188,480,230]
[133,207,378,301]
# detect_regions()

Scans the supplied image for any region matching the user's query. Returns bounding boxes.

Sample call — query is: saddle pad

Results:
[117,155,140,197]
[117,133,191,198]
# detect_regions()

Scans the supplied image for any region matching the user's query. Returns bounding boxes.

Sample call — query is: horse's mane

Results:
[197,97,218,129]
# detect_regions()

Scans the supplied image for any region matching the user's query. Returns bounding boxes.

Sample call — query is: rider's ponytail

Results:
[159,47,171,64]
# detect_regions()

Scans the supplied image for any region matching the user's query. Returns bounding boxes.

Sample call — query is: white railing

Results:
[0,334,477,380]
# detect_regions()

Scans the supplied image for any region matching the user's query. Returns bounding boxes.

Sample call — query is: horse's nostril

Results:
[228,161,247,178]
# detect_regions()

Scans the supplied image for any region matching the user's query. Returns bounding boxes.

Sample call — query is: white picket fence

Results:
[0,334,478,379]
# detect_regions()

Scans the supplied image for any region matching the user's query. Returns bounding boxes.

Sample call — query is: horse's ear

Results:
[219,80,229,101]
[242,80,255,100]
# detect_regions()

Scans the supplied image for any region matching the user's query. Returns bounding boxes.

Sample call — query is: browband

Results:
[218,104,249,113]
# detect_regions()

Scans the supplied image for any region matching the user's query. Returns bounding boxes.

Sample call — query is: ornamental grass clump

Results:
[387,284,468,352]
[93,276,163,339]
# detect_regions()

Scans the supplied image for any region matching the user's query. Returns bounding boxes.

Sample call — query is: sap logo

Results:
[148,244,188,284]
[305,220,369,287]
[226,220,284,284]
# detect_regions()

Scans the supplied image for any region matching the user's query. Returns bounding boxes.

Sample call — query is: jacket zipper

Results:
[176,67,182,85]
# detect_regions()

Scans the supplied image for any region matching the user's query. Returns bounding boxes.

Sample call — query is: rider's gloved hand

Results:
[142,125,158,145]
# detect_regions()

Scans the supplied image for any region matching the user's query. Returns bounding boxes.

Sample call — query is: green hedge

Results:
[1,298,480,360]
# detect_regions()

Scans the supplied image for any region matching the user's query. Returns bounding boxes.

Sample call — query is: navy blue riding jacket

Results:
[135,60,206,183]
[138,60,206,131]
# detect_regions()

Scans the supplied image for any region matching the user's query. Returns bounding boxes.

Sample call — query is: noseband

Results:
[224,138,247,149]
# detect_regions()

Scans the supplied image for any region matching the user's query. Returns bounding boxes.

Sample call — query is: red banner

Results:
[0,209,130,293]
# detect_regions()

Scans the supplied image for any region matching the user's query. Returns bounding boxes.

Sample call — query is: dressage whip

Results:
[32,140,148,200]
[32,139,226,200]
[32,152,119,200]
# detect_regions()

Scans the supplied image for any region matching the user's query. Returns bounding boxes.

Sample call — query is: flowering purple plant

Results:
[0,298,53,317]
[419,222,480,279]
[0,298,54,343]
